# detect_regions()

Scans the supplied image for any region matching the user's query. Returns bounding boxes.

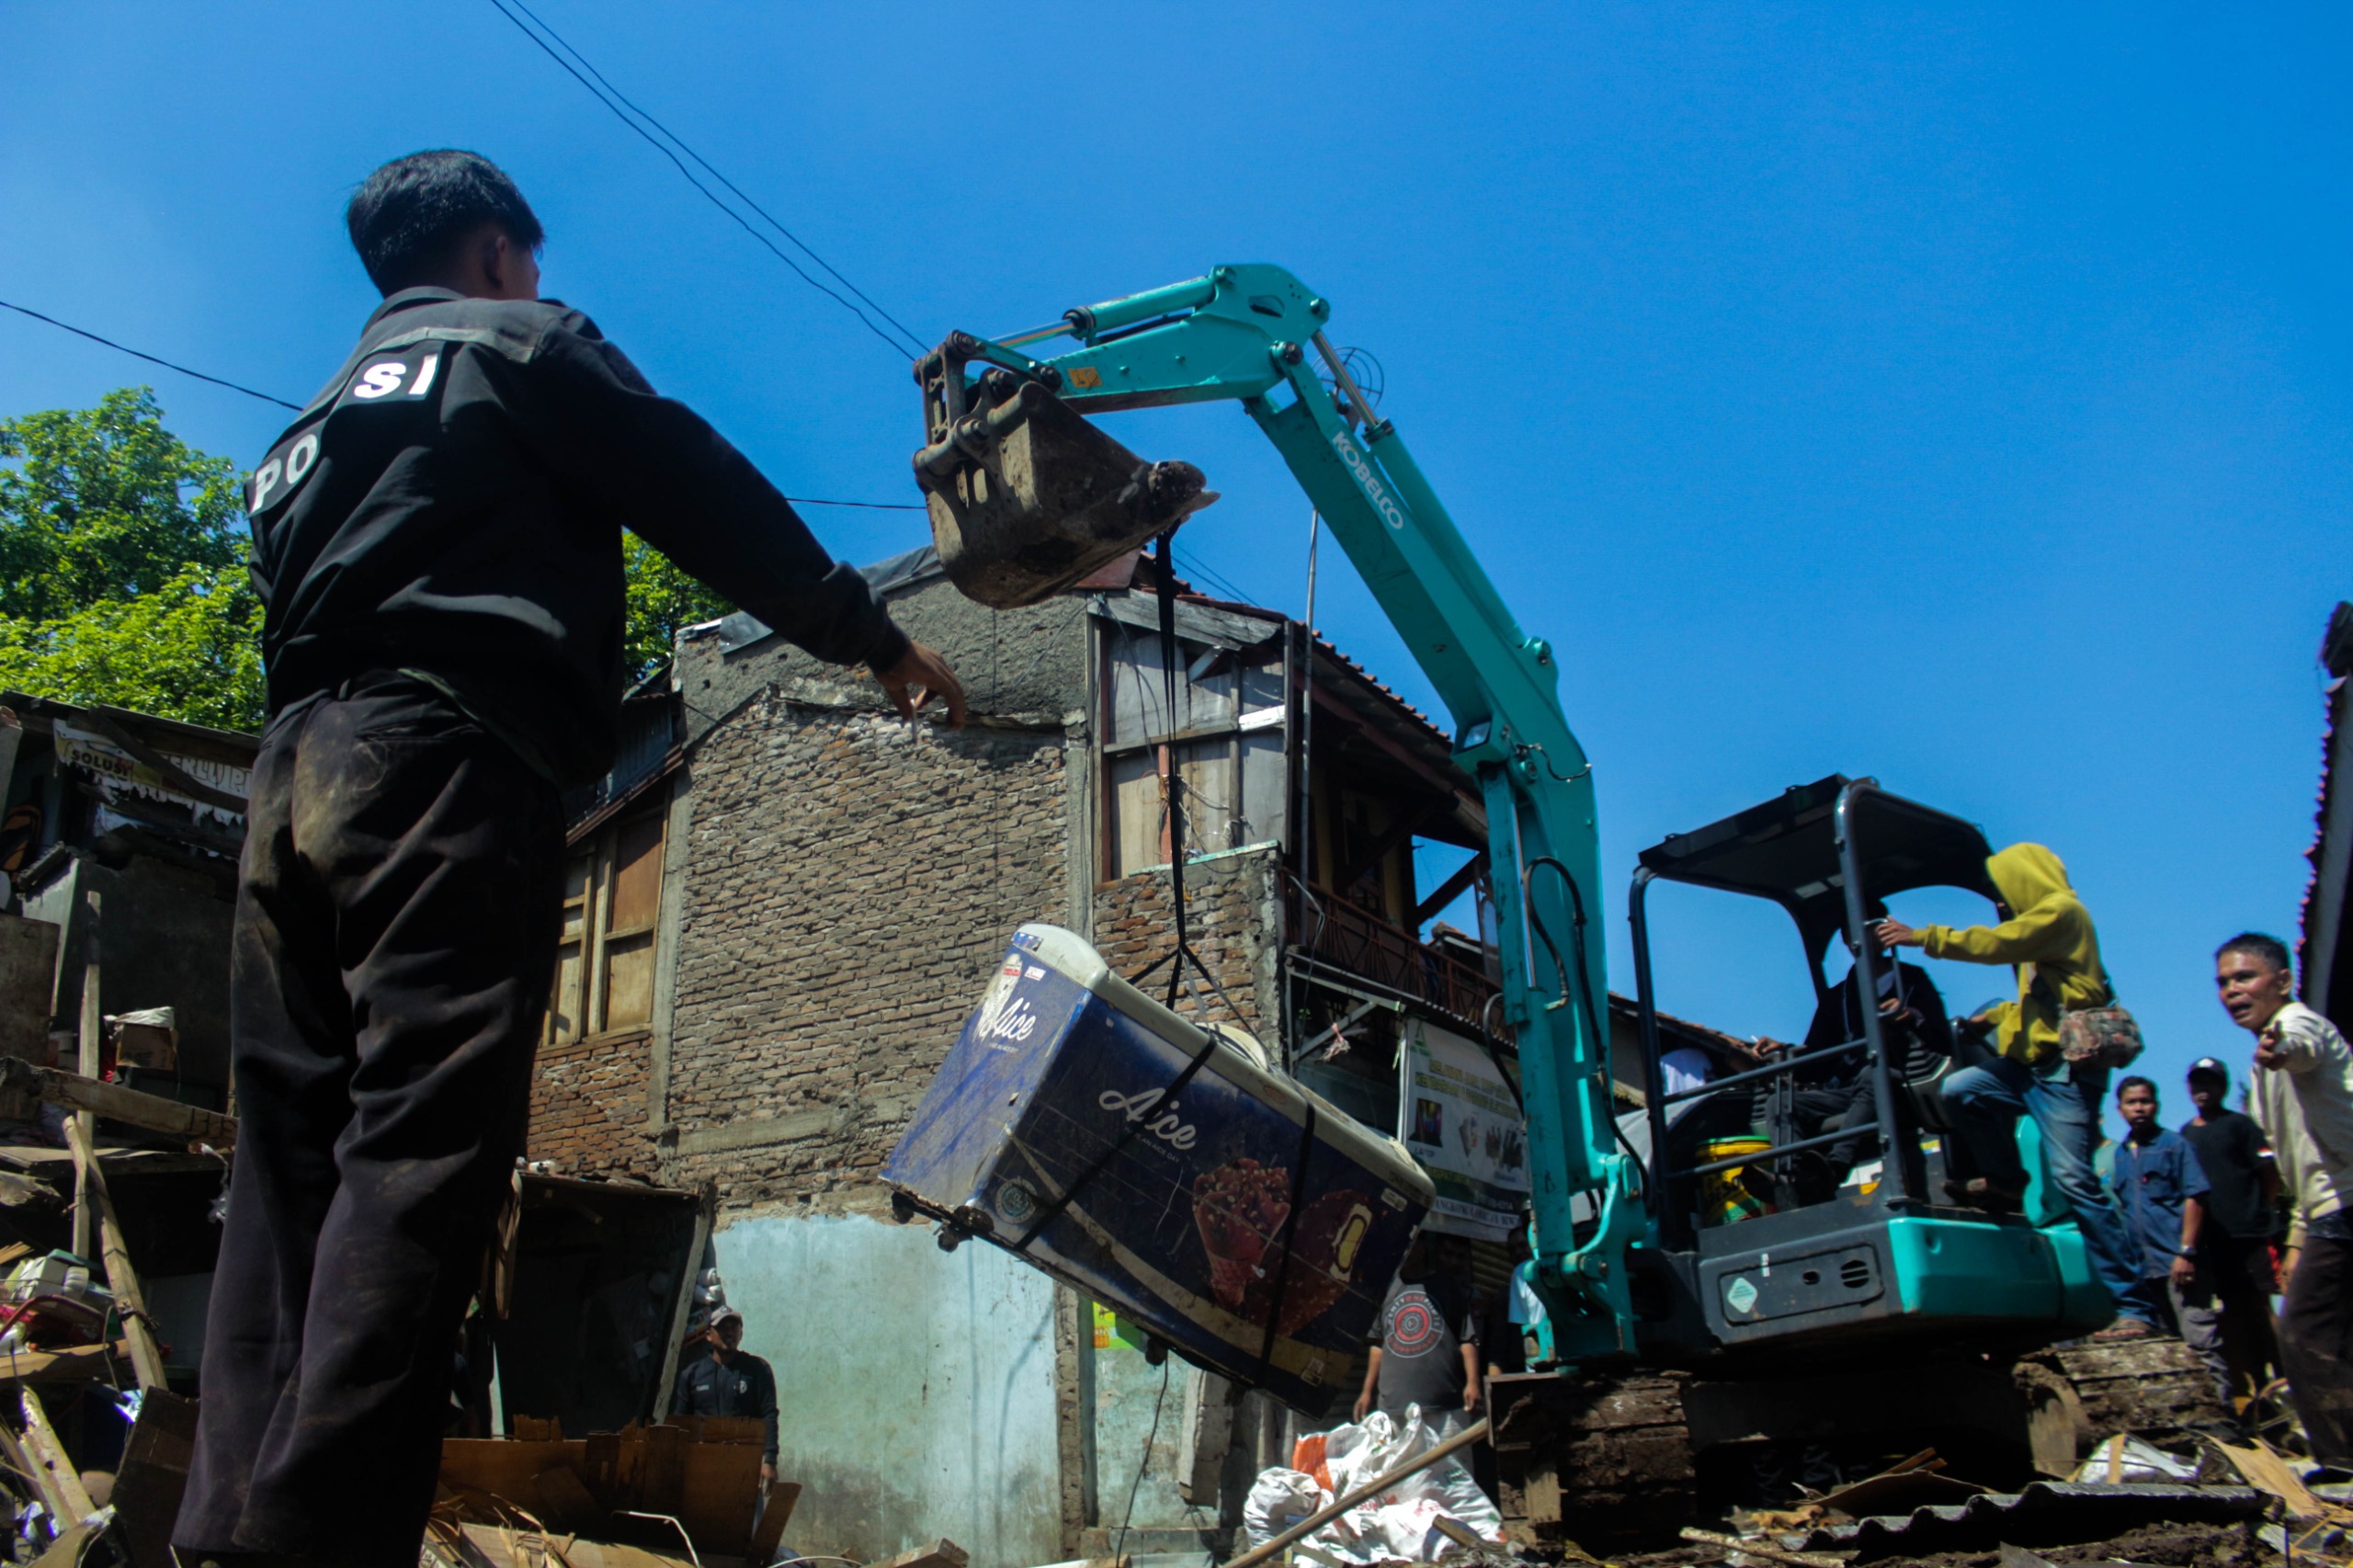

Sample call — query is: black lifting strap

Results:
[1008,535,1260,1264]
[1253,1100,1318,1380]
[1154,529,1189,1008]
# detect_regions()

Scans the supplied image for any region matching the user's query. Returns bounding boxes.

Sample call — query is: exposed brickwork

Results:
[528,1028,659,1180]
[1092,847,1284,1046]
[658,693,1069,1207]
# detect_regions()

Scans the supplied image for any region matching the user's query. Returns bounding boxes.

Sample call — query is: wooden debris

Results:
[1678,1526,1846,1568]
[0,1056,236,1147]
[0,1340,130,1386]
[18,1389,97,1523]
[63,1115,167,1388]
[863,1539,971,1568]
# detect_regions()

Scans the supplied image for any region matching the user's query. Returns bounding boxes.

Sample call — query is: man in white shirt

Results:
[2217,931,2353,1468]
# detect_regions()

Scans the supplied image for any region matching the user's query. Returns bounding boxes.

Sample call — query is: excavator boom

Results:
[911,264,1639,1358]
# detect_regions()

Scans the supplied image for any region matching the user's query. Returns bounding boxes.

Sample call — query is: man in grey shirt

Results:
[1354,1233,1483,1437]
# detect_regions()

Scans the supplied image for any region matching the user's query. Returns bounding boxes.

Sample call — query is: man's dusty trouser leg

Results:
[2279,1227,2353,1467]
[174,686,563,1565]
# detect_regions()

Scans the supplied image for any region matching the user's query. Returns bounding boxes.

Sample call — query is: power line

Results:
[0,295,926,509]
[484,0,929,361]
[499,0,930,359]
[0,299,301,411]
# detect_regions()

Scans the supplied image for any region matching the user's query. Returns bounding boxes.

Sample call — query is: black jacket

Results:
[246,288,908,783]
[672,1348,780,1460]
[1797,958,1954,1085]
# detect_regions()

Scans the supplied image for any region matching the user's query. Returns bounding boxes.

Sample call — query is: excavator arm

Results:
[919,264,1641,1358]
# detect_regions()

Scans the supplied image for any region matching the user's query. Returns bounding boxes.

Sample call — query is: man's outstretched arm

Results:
[528,313,964,722]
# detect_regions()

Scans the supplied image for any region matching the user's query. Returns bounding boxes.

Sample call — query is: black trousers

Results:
[2280,1222,2353,1467]
[174,678,563,1565]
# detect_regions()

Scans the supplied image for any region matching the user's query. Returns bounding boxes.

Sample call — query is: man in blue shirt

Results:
[2105,1076,2211,1336]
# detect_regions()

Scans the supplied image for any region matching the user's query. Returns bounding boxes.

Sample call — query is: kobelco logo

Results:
[1330,430,1406,529]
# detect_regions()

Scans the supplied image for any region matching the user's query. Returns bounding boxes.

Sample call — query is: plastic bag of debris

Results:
[1241,1409,1501,1562]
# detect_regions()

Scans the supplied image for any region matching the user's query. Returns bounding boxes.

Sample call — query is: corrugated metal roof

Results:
[1792,1482,2261,1555]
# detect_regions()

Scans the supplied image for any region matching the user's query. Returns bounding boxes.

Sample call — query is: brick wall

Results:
[658,692,1070,1208]
[1091,846,1285,1047]
[529,1028,659,1179]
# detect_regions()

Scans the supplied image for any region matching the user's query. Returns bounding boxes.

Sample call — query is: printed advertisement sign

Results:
[1398,1018,1529,1241]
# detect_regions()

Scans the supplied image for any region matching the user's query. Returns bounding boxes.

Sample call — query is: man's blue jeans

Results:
[1942,1054,2152,1324]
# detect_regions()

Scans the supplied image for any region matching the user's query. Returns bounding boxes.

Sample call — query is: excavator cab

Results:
[1622,775,2112,1360]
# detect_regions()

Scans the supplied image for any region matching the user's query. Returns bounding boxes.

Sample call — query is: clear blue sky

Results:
[4,4,2347,1139]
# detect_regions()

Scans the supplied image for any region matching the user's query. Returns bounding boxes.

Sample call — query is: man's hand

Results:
[877,640,967,726]
[1873,918,1921,949]
[759,1460,776,1485]
[2255,1020,2291,1071]
[1753,1035,1790,1057]
[2279,1244,2300,1289]
[1352,1390,1372,1423]
[2168,1251,2197,1290]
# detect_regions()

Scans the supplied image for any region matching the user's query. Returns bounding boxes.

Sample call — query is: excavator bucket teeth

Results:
[913,341,1216,609]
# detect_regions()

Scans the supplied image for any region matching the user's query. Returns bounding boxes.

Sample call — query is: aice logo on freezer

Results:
[1096,1087,1198,1150]
[972,968,1037,1051]
[986,996,1040,1044]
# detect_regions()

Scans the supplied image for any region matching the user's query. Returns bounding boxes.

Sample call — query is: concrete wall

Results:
[713,1209,1064,1566]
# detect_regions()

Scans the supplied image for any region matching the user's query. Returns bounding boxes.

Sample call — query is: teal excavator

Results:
[904,266,2216,1538]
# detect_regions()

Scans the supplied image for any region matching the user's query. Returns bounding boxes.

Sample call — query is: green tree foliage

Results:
[0,388,730,734]
[0,389,265,730]
[622,531,732,681]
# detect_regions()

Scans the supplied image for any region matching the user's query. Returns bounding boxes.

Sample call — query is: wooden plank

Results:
[0,1341,129,1386]
[72,925,98,1262]
[62,1117,167,1388]
[651,1187,715,1422]
[0,1057,237,1147]
[747,1481,800,1564]
[863,1539,971,1568]
[18,1389,97,1522]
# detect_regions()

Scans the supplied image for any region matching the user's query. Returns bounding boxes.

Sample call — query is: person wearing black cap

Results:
[2180,1056,2282,1408]
[672,1307,780,1481]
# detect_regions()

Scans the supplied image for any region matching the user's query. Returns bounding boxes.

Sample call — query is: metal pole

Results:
[1629,869,1679,1246]
[1288,511,1321,1074]
[72,888,99,1261]
[1835,783,1912,1206]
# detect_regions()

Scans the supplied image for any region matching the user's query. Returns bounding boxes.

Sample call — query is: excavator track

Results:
[1490,1370,1697,1551]
[2030,1335,2232,1441]
[1490,1340,2227,1550]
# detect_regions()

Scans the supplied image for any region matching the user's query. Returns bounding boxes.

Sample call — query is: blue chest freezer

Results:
[884,924,1435,1413]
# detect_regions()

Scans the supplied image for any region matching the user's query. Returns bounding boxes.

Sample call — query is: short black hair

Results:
[2116,1075,2157,1101]
[346,150,543,294]
[2216,931,2293,975]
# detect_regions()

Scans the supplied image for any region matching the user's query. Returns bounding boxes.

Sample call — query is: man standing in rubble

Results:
[674,1308,781,1482]
[176,150,964,1568]
[2215,932,2353,1470]
[1874,845,2151,1341]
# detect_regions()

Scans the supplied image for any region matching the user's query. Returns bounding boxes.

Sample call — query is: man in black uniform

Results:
[2179,1056,2283,1406]
[672,1308,781,1481]
[175,151,963,1568]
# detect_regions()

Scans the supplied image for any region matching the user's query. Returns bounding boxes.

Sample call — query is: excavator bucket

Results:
[912,335,1216,609]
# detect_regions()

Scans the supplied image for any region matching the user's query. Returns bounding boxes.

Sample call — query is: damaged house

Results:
[528,546,1743,1563]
